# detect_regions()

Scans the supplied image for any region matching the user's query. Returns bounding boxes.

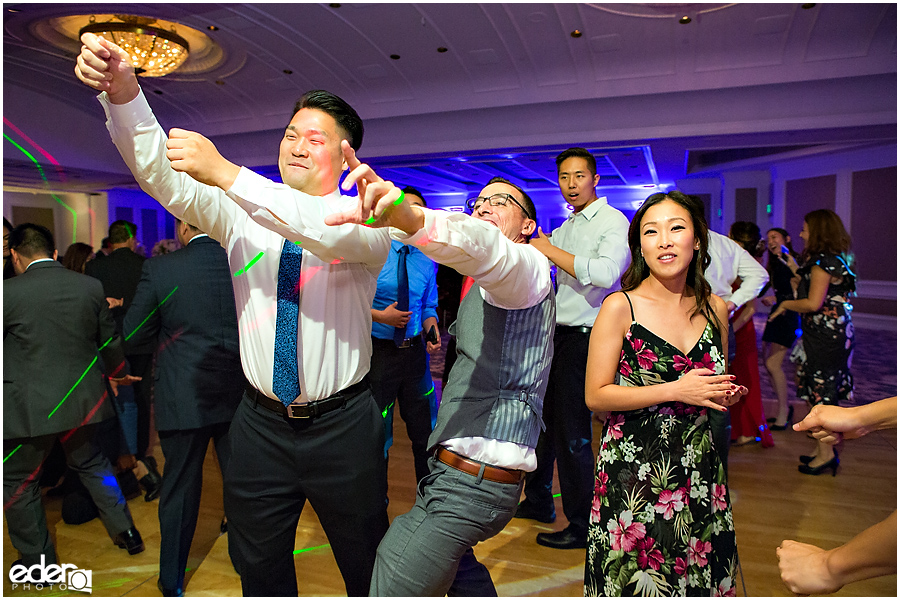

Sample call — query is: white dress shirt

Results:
[100,89,390,403]
[705,231,769,307]
[219,186,553,470]
[394,210,553,470]
[550,197,630,326]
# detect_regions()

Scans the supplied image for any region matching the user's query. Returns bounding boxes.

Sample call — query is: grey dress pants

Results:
[370,455,523,596]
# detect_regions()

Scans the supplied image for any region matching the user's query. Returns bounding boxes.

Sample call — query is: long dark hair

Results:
[765,227,798,280]
[729,221,765,258]
[801,209,853,266]
[621,191,715,323]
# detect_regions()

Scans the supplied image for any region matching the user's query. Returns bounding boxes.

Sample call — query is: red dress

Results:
[728,317,774,447]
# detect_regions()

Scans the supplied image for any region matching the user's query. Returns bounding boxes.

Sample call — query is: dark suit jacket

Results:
[123,236,244,432]
[3,260,125,439]
[85,246,153,355]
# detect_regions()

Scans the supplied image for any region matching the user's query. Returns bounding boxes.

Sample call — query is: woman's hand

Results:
[671,368,737,412]
[768,303,787,322]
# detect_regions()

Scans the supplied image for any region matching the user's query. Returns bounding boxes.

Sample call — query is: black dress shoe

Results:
[798,455,839,476]
[139,457,162,502]
[11,559,53,585]
[536,526,586,549]
[769,406,795,431]
[113,526,145,555]
[514,500,556,523]
[158,579,184,597]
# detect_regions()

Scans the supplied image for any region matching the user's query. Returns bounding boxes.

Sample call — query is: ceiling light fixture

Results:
[79,14,189,77]
[679,15,692,24]
[571,29,583,38]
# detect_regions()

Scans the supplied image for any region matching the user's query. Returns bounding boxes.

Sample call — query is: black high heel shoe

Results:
[770,406,794,431]
[800,448,836,464]
[798,454,839,476]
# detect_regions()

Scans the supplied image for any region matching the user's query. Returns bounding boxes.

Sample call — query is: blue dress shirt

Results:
[372,240,439,340]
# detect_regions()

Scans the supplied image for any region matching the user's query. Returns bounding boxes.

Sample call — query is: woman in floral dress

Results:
[769,209,855,476]
[584,191,746,596]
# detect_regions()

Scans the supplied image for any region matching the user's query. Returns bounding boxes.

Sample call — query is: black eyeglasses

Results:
[466,193,533,220]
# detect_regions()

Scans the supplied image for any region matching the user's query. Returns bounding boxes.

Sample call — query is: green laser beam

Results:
[424,386,435,397]
[48,356,98,419]
[234,251,265,276]
[381,401,395,419]
[125,286,178,341]
[293,543,330,555]
[3,445,23,463]
[4,134,77,244]
[552,493,561,498]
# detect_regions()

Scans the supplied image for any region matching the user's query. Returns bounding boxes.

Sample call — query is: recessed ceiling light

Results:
[207,25,218,31]
[215,79,225,85]
[679,15,692,24]
[570,29,583,38]
[7,7,20,12]
[329,3,341,8]
[390,54,400,60]
[283,69,293,75]
[153,90,163,95]
[437,47,448,53]
[801,4,816,9]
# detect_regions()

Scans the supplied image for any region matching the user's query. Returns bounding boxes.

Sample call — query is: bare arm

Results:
[769,265,831,320]
[778,510,897,595]
[584,293,738,413]
[794,396,897,444]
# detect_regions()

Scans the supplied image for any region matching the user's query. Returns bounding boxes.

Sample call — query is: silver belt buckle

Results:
[285,402,311,419]
[398,338,412,349]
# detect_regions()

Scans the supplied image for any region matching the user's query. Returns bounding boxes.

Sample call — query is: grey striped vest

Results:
[428,283,555,451]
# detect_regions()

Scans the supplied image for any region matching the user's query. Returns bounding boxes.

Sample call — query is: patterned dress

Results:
[585,293,738,597]
[795,253,855,406]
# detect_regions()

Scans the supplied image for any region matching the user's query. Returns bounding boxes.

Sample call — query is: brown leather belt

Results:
[435,447,524,485]
[246,378,369,419]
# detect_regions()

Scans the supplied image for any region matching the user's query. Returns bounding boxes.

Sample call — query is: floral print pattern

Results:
[585,316,738,597]
[795,253,855,406]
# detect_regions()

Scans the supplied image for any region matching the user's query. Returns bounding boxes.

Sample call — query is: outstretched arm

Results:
[793,396,897,444]
[75,32,240,244]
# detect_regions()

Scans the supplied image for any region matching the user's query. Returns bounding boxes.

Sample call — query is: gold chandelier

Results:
[79,15,189,77]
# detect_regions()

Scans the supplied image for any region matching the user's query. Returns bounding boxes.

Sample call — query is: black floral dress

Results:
[585,293,738,597]
[795,253,855,406]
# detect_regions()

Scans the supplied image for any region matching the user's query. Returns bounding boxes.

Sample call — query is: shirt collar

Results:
[568,196,608,221]
[25,258,56,271]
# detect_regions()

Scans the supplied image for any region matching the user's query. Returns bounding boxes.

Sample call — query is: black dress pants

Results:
[157,421,232,592]
[522,328,594,533]
[369,336,437,483]
[223,386,389,597]
[126,353,153,460]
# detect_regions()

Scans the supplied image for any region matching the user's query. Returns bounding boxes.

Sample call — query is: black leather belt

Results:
[246,378,369,419]
[396,333,421,349]
[556,325,592,335]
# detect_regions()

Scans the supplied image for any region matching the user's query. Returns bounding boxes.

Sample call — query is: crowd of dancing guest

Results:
[5,29,876,599]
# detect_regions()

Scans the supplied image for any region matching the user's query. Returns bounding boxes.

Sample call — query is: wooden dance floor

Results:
[4,319,896,597]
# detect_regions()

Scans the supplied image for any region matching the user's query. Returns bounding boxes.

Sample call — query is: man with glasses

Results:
[161,139,556,594]
[518,148,630,550]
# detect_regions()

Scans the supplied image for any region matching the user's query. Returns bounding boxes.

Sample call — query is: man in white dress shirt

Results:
[518,148,630,550]
[75,33,393,596]
[153,136,557,594]
[700,220,769,469]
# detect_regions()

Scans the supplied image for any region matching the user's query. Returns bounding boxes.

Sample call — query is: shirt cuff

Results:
[573,255,592,286]
[389,207,438,247]
[99,88,153,127]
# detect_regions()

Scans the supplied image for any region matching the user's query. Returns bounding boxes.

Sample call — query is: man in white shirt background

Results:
[698,215,769,471]
[517,148,631,550]
[75,33,394,597]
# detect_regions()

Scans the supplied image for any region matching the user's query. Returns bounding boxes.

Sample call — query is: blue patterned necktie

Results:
[393,245,410,347]
[273,239,302,406]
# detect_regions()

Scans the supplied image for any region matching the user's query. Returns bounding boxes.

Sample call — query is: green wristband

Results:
[392,189,405,206]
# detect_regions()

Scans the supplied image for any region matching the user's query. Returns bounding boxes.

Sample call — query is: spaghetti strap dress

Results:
[585,292,738,597]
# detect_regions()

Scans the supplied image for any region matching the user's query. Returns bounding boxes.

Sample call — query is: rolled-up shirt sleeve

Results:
[572,209,630,288]
[730,248,769,308]
[391,208,551,310]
